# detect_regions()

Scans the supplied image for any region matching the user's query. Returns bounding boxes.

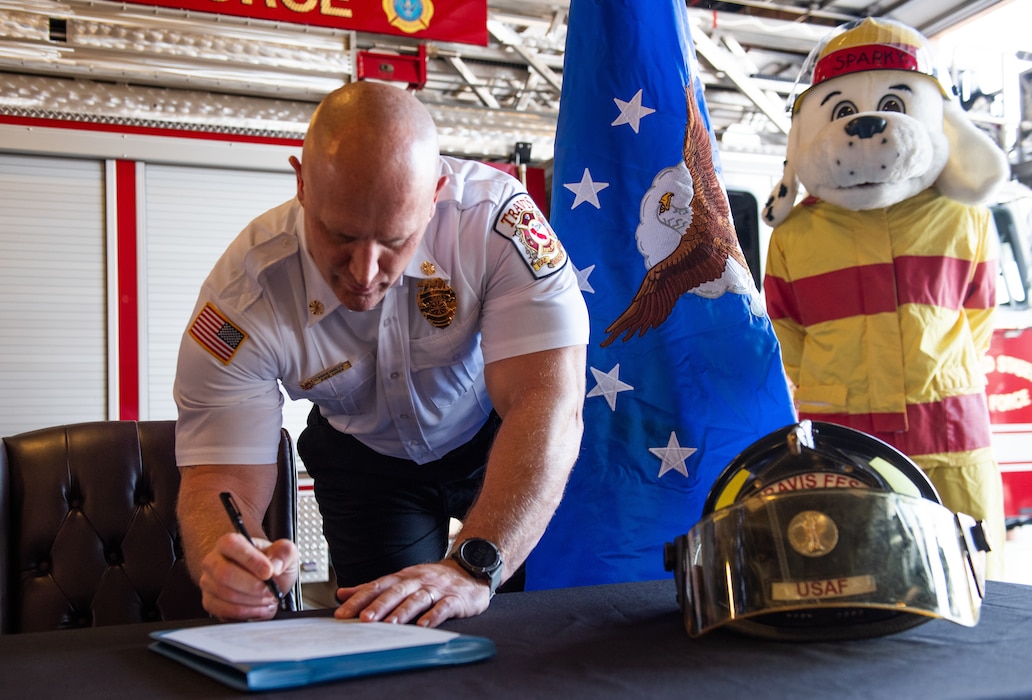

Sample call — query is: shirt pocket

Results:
[409,320,484,410]
[283,351,376,417]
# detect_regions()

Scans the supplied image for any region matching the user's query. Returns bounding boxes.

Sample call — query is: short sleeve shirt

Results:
[174,156,589,466]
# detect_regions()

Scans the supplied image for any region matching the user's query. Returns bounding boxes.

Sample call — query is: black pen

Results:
[219,491,287,610]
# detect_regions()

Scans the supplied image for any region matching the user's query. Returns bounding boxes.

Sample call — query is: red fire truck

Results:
[987,194,1032,529]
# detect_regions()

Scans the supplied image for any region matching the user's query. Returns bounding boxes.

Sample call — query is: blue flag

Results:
[524,0,797,589]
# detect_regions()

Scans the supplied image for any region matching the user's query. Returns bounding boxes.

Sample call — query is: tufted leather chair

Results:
[0,420,300,633]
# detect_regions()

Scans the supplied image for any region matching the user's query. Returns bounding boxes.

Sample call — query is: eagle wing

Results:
[601,87,748,347]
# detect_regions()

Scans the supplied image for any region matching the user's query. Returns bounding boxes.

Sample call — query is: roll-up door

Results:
[0,153,106,436]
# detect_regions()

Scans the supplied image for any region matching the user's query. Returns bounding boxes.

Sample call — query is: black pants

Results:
[297,407,523,590]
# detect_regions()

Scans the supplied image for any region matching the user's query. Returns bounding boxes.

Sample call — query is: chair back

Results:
[0,420,299,633]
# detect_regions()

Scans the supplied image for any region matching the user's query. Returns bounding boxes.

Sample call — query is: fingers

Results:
[333,562,490,628]
[199,534,298,621]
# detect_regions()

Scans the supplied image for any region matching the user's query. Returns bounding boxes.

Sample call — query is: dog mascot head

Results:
[763,17,1008,226]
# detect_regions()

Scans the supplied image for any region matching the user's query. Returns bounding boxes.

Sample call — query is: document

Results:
[149,617,495,691]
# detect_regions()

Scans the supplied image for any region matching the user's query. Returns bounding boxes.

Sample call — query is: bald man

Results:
[174,82,589,627]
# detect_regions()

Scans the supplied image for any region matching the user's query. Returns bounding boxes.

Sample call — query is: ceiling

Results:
[0,0,1015,164]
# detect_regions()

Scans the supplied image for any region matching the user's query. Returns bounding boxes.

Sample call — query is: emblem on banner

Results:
[493,193,568,279]
[382,0,434,34]
[417,278,457,329]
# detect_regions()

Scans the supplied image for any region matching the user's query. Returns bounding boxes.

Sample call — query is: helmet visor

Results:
[680,489,985,638]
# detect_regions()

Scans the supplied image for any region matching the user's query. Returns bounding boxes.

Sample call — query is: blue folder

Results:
[149,618,495,691]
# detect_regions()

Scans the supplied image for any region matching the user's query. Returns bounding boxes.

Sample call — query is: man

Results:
[174,81,589,627]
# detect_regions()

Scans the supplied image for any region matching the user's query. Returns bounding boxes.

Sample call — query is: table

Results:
[2,578,1031,699]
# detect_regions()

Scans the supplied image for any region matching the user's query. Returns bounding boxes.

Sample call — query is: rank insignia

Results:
[421,261,437,276]
[308,300,325,316]
[417,278,457,329]
[493,193,568,279]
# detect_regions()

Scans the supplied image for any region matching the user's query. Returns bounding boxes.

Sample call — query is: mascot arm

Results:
[966,213,999,356]
[763,238,804,386]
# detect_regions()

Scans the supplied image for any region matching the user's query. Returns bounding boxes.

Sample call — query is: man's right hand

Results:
[197,532,299,621]
[176,463,292,620]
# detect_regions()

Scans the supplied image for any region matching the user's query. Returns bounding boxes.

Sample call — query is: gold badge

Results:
[421,261,437,276]
[787,510,839,558]
[308,300,325,316]
[417,278,457,329]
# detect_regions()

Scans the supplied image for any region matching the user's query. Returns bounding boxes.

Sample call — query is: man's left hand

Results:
[334,560,490,627]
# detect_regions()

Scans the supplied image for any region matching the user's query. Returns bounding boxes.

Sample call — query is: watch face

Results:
[462,539,500,570]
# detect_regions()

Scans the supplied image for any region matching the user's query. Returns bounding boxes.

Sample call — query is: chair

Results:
[0,420,300,633]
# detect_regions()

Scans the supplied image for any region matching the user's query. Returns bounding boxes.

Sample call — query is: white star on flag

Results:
[650,431,697,478]
[611,88,656,133]
[586,363,633,411]
[573,263,595,293]
[564,168,610,209]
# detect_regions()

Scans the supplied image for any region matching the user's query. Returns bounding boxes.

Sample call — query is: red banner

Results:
[116,0,488,46]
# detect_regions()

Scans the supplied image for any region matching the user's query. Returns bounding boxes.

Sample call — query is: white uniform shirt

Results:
[174,157,589,466]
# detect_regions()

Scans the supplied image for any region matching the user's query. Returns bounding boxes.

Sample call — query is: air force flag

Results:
[524,0,797,589]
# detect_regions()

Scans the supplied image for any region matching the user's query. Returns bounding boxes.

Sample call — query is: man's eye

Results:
[878,95,906,113]
[832,101,858,120]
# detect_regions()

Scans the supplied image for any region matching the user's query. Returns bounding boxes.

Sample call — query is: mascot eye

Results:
[878,95,906,113]
[831,101,858,121]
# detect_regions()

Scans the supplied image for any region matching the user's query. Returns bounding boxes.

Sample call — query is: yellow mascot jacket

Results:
[764,188,1004,569]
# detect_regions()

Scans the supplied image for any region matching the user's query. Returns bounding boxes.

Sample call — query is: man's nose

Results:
[350,242,378,284]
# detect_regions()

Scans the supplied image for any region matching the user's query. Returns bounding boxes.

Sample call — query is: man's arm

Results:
[177,463,300,620]
[334,343,586,626]
[458,344,587,581]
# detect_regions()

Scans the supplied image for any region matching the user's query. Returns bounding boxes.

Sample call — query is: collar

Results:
[297,224,343,327]
[403,235,451,283]
[298,223,451,327]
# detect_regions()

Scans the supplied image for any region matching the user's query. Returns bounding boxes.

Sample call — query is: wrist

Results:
[450,538,504,598]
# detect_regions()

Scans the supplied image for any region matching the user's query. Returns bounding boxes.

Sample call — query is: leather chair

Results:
[0,420,300,633]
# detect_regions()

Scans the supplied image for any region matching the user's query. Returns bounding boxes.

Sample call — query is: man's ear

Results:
[936,101,1010,205]
[289,155,305,203]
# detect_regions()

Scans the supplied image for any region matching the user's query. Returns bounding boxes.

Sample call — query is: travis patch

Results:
[189,302,248,365]
[494,193,567,279]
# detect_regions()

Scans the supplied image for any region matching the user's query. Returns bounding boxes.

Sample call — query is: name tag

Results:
[300,361,352,391]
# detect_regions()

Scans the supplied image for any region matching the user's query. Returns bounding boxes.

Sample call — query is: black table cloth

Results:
[2,578,1030,699]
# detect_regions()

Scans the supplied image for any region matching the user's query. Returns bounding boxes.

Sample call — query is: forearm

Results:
[462,346,586,581]
[176,463,277,584]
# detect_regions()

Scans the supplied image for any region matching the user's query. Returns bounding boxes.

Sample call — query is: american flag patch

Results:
[189,302,248,365]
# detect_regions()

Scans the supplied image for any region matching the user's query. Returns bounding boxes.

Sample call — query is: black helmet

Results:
[664,420,991,641]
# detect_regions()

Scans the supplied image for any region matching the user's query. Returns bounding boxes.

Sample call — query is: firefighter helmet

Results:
[664,420,990,641]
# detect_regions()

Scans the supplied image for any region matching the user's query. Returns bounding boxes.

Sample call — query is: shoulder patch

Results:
[189,302,248,365]
[493,193,568,278]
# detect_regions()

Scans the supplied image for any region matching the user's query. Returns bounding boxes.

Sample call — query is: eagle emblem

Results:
[601,88,751,347]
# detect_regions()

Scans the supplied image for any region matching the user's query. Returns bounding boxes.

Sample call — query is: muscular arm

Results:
[334,343,587,625]
[177,463,298,619]
[458,344,587,581]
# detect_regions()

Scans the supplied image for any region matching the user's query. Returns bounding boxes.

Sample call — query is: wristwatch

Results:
[451,538,504,598]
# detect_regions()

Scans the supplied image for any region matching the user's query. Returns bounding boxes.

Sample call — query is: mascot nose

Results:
[844,116,888,140]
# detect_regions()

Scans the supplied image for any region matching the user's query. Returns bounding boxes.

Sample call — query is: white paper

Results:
[160,618,459,664]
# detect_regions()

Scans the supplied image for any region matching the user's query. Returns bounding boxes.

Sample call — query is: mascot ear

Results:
[763,159,799,228]
[937,100,1010,205]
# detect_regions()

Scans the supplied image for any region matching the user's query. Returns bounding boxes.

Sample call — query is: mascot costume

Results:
[762,17,1010,576]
